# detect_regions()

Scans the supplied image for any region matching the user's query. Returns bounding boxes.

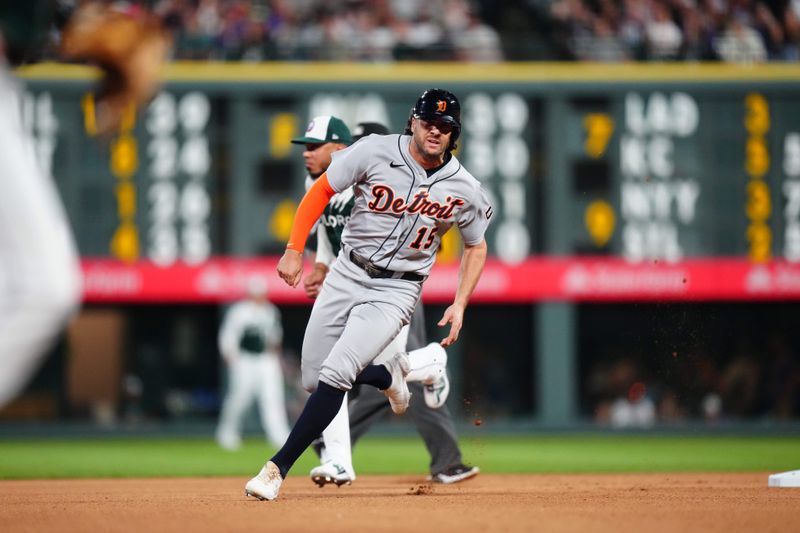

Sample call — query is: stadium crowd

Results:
[587,331,800,427]
[71,0,800,62]
[103,0,503,61]
[546,0,800,62]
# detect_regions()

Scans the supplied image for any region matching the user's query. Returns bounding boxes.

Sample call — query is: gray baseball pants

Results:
[300,249,421,392]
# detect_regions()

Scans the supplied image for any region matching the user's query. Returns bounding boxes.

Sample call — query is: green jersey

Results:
[305,175,355,257]
[319,187,355,256]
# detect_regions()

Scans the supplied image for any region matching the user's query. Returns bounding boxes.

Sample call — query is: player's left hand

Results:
[438,303,465,347]
[277,249,303,287]
[303,262,329,298]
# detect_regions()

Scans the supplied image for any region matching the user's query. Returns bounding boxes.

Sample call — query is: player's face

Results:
[303,142,346,177]
[411,118,452,164]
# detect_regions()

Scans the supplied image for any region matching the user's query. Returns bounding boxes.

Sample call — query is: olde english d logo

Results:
[436,100,447,112]
[368,184,464,220]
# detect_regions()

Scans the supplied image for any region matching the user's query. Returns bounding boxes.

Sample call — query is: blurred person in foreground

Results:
[0,2,168,408]
[216,277,291,450]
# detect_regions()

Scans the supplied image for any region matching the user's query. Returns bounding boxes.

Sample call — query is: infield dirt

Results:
[2,473,798,532]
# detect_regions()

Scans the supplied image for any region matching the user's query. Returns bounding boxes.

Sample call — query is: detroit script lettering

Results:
[367,185,464,220]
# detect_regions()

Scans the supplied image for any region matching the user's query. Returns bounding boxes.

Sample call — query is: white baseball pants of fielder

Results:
[319,323,411,472]
[216,352,291,450]
[0,70,82,409]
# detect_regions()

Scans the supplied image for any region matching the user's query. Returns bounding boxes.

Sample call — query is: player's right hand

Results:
[438,303,465,347]
[277,249,303,287]
[303,262,329,298]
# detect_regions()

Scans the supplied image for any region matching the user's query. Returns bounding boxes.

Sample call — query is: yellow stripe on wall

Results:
[17,61,800,83]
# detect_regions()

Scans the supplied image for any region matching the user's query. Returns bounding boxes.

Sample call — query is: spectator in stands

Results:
[551,0,596,58]
[394,6,450,60]
[585,15,630,61]
[678,4,711,60]
[618,0,648,59]
[763,333,800,419]
[754,2,785,58]
[714,11,768,62]
[785,1,800,59]
[645,1,684,60]
[719,345,762,418]
[589,356,656,428]
[451,9,503,61]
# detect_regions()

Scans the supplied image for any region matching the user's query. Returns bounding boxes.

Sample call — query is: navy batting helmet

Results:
[405,88,461,149]
[352,122,391,141]
[413,88,461,128]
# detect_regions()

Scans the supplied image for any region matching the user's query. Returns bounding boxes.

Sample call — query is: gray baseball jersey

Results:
[326,134,492,275]
[300,133,492,393]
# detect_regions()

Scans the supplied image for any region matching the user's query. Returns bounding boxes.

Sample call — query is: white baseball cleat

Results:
[423,372,451,409]
[310,462,356,487]
[406,342,448,383]
[215,430,242,451]
[383,352,411,414]
[245,461,283,501]
[406,343,450,408]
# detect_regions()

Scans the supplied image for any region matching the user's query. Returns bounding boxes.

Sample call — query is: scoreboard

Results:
[17,62,800,303]
[576,90,799,262]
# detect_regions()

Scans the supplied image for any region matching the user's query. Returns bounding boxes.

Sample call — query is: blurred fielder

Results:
[216,277,291,450]
[0,2,168,408]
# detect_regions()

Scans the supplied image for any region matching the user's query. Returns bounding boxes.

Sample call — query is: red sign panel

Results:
[80,257,800,304]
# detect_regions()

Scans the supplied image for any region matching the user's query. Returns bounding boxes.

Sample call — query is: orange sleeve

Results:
[286,173,336,253]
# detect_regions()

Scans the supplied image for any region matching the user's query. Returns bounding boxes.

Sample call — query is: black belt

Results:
[348,250,425,282]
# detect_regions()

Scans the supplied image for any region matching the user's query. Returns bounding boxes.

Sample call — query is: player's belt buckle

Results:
[365,263,385,278]
[349,250,387,278]
[349,250,425,282]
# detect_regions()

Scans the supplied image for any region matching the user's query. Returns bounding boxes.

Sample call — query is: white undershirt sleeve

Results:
[315,223,335,266]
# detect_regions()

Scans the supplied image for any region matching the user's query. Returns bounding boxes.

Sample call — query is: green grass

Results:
[1,435,799,479]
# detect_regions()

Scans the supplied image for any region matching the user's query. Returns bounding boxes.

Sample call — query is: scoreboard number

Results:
[744,93,771,262]
[146,92,212,266]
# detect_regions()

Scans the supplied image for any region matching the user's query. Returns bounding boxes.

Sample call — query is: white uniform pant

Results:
[0,70,82,408]
[216,352,291,449]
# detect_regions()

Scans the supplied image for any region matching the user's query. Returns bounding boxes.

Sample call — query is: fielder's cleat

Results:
[383,352,411,414]
[430,464,480,484]
[310,462,356,487]
[423,372,451,409]
[406,342,448,383]
[405,343,449,408]
[245,461,283,501]
[215,430,242,452]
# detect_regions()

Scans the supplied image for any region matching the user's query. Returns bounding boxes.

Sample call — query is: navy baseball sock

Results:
[355,364,392,390]
[270,381,345,479]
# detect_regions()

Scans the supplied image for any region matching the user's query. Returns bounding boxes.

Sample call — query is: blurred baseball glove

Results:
[60,4,171,135]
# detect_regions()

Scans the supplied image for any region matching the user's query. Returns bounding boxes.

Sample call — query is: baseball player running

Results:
[246,88,492,501]
[288,116,452,486]
[307,121,478,486]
